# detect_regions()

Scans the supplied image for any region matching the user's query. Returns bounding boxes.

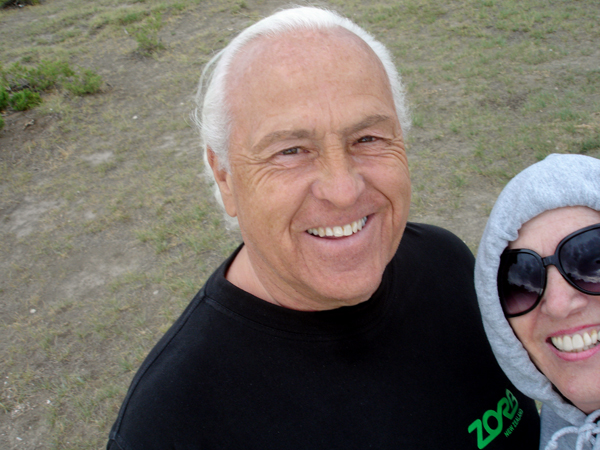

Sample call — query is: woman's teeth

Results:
[551,329,599,352]
[307,217,367,238]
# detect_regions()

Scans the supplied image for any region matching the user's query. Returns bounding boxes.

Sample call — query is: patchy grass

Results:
[0,0,599,448]
[0,59,102,115]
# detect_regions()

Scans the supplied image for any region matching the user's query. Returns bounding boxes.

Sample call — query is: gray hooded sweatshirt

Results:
[474,154,600,450]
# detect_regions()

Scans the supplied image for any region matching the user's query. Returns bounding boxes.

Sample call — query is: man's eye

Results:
[280,147,301,155]
[357,136,377,143]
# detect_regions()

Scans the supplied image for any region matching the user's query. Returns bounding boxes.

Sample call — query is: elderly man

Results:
[108,7,539,449]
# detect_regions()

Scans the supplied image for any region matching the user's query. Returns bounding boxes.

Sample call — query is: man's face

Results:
[212,29,411,310]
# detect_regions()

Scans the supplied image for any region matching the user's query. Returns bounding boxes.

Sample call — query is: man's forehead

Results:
[223,26,396,151]
[226,27,382,92]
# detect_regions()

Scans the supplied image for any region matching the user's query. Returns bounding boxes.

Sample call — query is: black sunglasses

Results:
[498,223,600,317]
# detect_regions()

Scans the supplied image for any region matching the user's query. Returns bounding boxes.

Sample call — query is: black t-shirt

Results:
[107,223,540,449]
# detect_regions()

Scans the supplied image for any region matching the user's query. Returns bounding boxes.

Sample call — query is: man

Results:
[108,7,540,449]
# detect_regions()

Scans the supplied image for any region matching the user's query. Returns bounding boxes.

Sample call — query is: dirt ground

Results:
[1,0,599,448]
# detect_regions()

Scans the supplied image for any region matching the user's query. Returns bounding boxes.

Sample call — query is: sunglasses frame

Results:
[498,223,600,318]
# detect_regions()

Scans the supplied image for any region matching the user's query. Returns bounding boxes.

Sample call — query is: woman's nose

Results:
[540,267,590,318]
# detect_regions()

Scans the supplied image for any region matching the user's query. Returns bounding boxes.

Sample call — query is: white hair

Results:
[192,6,411,214]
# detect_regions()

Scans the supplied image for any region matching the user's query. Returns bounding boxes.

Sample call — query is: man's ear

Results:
[207,148,237,218]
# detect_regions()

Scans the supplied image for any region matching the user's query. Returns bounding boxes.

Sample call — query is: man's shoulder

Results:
[403,221,468,244]
[106,280,230,448]
[398,222,473,261]
[387,222,477,321]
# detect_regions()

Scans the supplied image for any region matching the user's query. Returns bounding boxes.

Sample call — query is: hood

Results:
[474,153,600,429]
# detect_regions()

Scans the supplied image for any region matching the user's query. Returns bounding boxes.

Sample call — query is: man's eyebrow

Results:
[342,114,393,136]
[252,115,393,151]
[254,129,313,151]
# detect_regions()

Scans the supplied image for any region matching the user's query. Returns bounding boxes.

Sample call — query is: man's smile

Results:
[306,216,368,238]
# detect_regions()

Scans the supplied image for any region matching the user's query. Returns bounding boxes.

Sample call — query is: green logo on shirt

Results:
[468,389,523,449]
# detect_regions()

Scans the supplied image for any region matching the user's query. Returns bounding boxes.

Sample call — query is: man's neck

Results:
[225,245,280,306]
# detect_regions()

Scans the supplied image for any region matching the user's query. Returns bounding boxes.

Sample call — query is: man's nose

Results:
[540,267,589,318]
[310,148,365,209]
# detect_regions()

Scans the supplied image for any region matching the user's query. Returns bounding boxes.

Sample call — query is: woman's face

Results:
[508,206,600,413]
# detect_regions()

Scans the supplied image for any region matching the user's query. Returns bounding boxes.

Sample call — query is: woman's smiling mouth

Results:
[551,329,599,352]
[307,217,368,237]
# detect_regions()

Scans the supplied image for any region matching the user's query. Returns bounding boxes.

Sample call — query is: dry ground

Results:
[1,0,599,448]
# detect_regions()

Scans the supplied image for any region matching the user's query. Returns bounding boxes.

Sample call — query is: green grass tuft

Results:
[0,85,8,109]
[130,12,165,56]
[581,137,600,153]
[64,68,102,95]
[8,89,41,110]
[0,60,101,113]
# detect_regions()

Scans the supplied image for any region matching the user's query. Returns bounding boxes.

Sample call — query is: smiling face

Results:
[209,28,410,311]
[508,206,600,413]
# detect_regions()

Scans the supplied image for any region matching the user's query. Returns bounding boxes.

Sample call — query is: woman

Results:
[475,153,600,450]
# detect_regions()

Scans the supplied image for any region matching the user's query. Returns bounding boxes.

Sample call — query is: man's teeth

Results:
[551,329,599,353]
[307,217,367,238]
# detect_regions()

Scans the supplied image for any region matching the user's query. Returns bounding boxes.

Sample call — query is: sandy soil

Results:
[1,0,599,448]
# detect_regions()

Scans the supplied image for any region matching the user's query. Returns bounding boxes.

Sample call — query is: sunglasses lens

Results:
[499,252,544,316]
[560,227,600,294]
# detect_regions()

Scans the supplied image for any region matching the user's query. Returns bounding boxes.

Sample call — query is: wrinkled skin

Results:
[208,29,411,311]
